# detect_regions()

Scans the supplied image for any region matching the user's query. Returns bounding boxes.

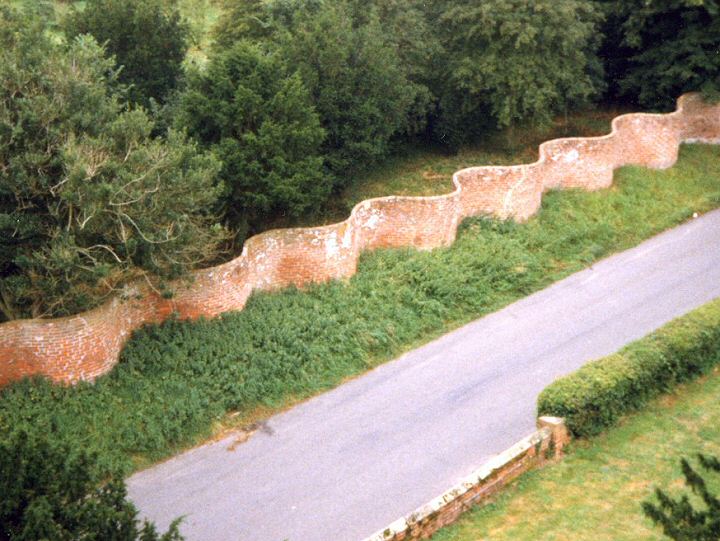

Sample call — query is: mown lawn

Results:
[1,143,718,475]
[431,365,720,541]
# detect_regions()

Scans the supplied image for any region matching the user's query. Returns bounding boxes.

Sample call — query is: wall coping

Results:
[362,416,570,541]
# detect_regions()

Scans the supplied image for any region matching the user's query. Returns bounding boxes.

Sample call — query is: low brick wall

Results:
[363,417,571,541]
[1,93,719,386]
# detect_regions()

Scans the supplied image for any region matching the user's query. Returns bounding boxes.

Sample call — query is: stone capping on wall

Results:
[362,416,571,541]
[0,93,719,386]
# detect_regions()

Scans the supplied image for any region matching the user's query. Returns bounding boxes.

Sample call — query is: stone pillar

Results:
[537,416,571,457]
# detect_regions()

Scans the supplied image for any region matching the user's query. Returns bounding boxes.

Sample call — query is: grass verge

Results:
[431,363,720,541]
[1,144,719,475]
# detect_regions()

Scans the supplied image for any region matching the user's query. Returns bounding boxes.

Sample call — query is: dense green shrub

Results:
[176,40,329,233]
[64,0,190,107]
[538,298,720,437]
[0,429,182,540]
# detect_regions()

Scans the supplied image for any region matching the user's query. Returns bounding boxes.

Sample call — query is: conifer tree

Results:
[65,0,189,107]
[0,429,182,541]
[643,454,720,541]
[212,0,424,180]
[176,41,328,235]
[0,5,226,321]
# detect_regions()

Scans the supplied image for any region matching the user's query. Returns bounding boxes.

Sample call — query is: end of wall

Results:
[362,417,570,541]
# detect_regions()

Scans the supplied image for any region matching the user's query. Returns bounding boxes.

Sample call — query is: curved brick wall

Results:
[1,93,719,386]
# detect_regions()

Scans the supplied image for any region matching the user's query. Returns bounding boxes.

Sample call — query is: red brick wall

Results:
[1,93,718,386]
[362,417,571,541]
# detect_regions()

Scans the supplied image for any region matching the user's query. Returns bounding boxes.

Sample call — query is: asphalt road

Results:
[128,208,720,541]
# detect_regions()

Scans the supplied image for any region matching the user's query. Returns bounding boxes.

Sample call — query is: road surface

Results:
[128,208,720,541]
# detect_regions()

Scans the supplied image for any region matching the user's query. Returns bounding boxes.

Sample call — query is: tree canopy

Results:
[432,0,602,148]
[176,40,328,233]
[2,0,716,317]
[598,0,720,108]
[64,0,190,107]
[0,6,226,321]
[213,0,427,181]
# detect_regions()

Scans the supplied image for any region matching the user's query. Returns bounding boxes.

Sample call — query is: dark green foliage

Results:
[0,6,226,320]
[595,1,636,104]
[598,0,720,109]
[281,3,419,179]
[0,429,182,540]
[211,0,603,181]
[64,0,190,107]
[345,0,440,137]
[643,454,720,540]
[176,41,328,232]
[432,0,602,149]
[0,144,717,472]
[537,299,720,437]
[213,0,427,181]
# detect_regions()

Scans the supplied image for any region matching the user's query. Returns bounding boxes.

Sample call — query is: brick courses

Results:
[1,93,718,386]
[362,417,571,541]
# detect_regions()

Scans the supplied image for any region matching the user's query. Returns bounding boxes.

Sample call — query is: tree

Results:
[0,429,182,541]
[281,3,419,179]
[643,454,720,540]
[342,0,441,140]
[0,6,226,321]
[176,41,329,235]
[213,0,425,181]
[433,0,603,148]
[64,0,190,107]
[599,0,720,109]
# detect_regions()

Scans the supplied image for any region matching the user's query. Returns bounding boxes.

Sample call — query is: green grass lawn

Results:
[178,0,223,65]
[431,365,720,541]
[1,143,718,475]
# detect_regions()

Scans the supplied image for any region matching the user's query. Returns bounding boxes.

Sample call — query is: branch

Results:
[116,211,177,244]
[83,244,124,263]
[0,286,18,321]
[108,180,161,207]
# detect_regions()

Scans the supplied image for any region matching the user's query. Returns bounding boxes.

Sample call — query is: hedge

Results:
[537,298,720,437]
